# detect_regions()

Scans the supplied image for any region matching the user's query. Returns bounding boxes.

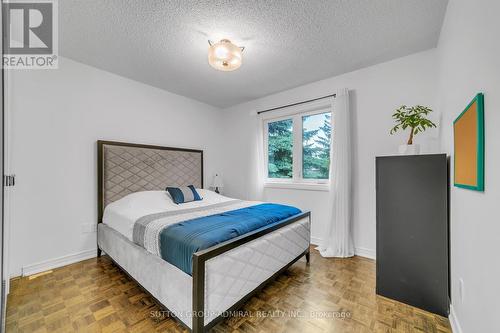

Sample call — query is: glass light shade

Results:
[212,173,224,187]
[208,39,243,71]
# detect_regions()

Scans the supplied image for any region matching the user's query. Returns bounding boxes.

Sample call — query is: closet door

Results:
[0,66,3,333]
[376,154,449,316]
[1,4,5,328]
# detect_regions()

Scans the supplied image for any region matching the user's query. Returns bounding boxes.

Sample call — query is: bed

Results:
[96,140,311,332]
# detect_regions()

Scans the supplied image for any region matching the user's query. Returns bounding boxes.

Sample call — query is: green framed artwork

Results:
[453,93,484,191]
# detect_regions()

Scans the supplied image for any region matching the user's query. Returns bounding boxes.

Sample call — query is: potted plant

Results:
[390,105,437,155]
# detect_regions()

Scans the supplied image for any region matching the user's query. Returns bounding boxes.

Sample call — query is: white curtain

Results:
[318,88,354,258]
[252,112,266,200]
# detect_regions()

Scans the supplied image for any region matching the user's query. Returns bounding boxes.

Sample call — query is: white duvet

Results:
[102,189,236,241]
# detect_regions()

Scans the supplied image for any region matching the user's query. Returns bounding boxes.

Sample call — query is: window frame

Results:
[262,99,333,191]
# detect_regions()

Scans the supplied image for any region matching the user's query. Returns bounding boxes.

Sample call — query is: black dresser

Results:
[376,154,449,316]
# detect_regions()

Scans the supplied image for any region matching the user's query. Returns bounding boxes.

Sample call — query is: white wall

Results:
[7,57,223,277]
[437,0,500,331]
[220,50,440,257]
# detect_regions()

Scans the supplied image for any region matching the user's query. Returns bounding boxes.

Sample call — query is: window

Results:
[264,103,332,189]
[267,118,293,178]
[302,112,331,179]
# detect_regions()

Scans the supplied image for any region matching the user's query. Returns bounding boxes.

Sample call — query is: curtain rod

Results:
[256,93,336,115]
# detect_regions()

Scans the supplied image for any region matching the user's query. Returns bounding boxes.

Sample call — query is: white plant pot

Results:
[398,144,420,155]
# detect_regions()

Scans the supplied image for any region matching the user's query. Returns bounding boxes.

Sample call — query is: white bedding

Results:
[102,189,237,241]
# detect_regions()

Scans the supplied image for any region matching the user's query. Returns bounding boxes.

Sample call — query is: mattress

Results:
[104,190,304,276]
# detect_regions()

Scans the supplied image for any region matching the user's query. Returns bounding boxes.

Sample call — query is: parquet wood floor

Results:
[6,248,451,332]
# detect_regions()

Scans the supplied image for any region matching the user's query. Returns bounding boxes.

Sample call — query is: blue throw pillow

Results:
[166,185,202,204]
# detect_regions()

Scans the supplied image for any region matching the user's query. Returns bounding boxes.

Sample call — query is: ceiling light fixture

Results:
[208,39,244,72]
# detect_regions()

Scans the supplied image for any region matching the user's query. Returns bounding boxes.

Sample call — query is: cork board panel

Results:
[454,101,478,185]
[453,93,484,191]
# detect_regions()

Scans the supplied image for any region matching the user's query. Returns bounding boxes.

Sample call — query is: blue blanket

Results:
[159,203,301,275]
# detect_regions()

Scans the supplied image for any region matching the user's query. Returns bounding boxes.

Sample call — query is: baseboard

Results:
[310,237,376,260]
[354,246,376,260]
[21,249,96,277]
[310,236,322,246]
[449,304,463,333]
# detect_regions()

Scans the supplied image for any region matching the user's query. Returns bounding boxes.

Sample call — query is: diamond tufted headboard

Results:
[97,140,203,222]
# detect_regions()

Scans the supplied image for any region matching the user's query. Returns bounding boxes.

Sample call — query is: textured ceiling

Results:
[59,0,448,108]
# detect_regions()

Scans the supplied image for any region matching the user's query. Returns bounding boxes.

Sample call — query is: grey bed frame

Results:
[96,140,311,332]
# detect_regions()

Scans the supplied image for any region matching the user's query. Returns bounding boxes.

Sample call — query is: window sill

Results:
[263,182,330,192]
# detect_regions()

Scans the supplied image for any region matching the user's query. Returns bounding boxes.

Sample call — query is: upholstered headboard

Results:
[97,140,203,222]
